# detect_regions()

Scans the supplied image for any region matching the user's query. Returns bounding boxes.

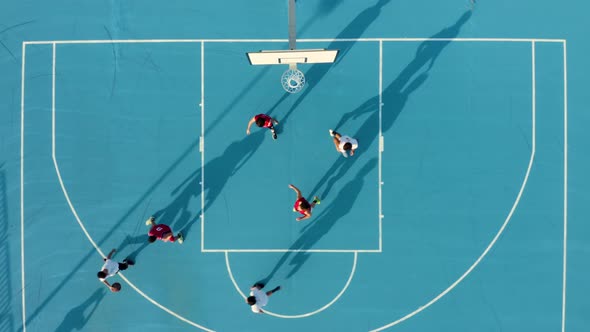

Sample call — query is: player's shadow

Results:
[151,169,200,239]
[205,67,271,136]
[18,140,201,332]
[335,10,472,132]
[207,0,344,137]
[151,131,265,239]
[54,288,106,332]
[260,158,377,283]
[205,130,266,212]
[311,73,428,199]
[116,234,150,263]
[266,0,392,122]
[311,10,472,199]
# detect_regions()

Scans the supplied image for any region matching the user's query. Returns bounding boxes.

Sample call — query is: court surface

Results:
[2,1,590,331]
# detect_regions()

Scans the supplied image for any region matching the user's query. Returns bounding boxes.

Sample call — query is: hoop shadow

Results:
[260,158,377,283]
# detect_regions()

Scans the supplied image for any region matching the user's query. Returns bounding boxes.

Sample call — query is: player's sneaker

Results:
[122,258,135,266]
[272,132,278,140]
[312,196,321,205]
[145,216,155,226]
[177,233,184,244]
[329,129,334,137]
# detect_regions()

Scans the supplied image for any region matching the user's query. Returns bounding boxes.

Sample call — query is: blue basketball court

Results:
[1,1,589,331]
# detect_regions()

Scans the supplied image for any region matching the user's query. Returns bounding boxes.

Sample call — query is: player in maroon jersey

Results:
[146,217,184,244]
[246,114,279,139]
[289,184,320,222]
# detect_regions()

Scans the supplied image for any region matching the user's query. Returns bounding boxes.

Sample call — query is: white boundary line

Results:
[22,38,566,45]
[204,249,379,253]
[200,41,206,252]
[19,38,566,330]
[531,41,537,149]
[46,43,215,332]
[378,40,384,252]
[561,40,568,332]
[369,40,540,332]
[19,41,27,332]
[225,251,358,318]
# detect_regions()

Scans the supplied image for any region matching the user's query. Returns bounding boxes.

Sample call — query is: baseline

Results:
[225,251,358,319]
[23,38,566,45]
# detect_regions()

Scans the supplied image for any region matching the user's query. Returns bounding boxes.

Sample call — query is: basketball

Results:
[112,282,122,292]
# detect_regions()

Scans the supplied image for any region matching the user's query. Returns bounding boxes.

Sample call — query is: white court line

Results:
[22,38,566,45]
[200,38,382,254]
[204,249,379,253]
[20,41,27,332]
[531,41,537,150]
[21,38,565,330]
[378,39,384,252]
[48,43,215,332]
[562,40,568,332]
[369,41,539,332]
[225,251,358,318]
[51,43,103,253]
[200,41,206,252]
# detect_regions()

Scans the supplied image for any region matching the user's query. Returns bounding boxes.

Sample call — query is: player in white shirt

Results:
[96,249,134,292]
[329,129,358,158]
[246,283,281,313]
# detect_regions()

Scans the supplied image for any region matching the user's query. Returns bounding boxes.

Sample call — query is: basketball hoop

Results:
[281,67,306,93]
[246,49,338,94]
[245,0,338,93]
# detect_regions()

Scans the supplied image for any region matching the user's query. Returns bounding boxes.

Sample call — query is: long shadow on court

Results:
[23,133,264,330]
[310,10,472,199]
[19,140,199,331]
[150,130,265,240]
[206,67,271,136]
[115,234,150,263]
[266,0,392,121]
[261,158,377,283]
[54,288,106,332]
[311,73,428,199]
[210,0,345,137]
[298,0,344,37]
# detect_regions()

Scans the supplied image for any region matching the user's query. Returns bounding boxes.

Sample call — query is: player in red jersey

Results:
[246,114,279,139]
[288,184,320,222]
[146,217,184,244]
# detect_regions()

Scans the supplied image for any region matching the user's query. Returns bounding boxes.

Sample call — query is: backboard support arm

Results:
[288,0,296,50]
